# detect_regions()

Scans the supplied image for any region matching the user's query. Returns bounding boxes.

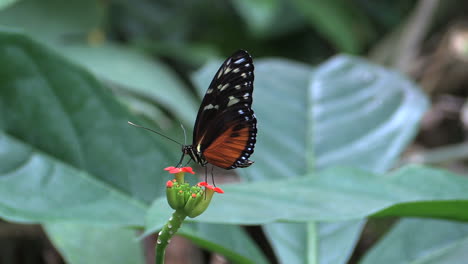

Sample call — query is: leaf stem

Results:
[155,210,187,264]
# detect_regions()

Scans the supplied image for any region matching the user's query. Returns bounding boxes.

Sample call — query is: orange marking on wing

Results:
[203,127,250,169]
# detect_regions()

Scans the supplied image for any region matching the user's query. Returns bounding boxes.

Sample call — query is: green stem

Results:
[155,210,187,264]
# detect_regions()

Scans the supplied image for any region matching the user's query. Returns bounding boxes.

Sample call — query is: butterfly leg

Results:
[176,152,186,168]
[211,166,216,187]
[204,166,208,199]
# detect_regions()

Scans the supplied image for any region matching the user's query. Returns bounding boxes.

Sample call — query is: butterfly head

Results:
[181,145,207,167]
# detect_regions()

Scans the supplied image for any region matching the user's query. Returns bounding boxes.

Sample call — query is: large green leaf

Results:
[317,221,364,264]
[261,54,427,264]
[260,221,364,264]
[45,223,145,264]
[55,44,199,126]
[147,165,468,225]
[360,218,468,264]
[179,223,269,264]
[0,132,145,225]
[0,30,171,205]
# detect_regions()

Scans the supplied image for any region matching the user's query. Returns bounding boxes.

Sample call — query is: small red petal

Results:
[181,167,195,174]
[191,193,197,198]
[213,187,224,193]
[166,180,173,187]
[198,182,208,187]
[164,166,176,171]
[169,168,182,174]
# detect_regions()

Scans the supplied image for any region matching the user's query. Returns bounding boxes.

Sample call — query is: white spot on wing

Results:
[243,92,250,99]
[224,67,232,74]
[234,57,246,64]
[219,83,230,91]
[241,73,247,78]
[203,104,219,110]
[233,68,240,73]
[234,85,241,89]
[206,88,213,94]
[227,96,240,107]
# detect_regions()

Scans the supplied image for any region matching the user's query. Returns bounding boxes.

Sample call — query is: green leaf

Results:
[180,223,269,264]
[290,0,374,53]
[0,0,17,10]
[45,223,145,264]
[55,44,199,126]
[262,223,309,264]
[0,30,174,221]
[360,218,468,264]
[263,222,364,264]
[311,57,427,171]
[147,165,468,225]
[0,132,145,226]
[0,0,101,43]
[266,221,365,264]
[261,54,427,264]
[317,221,364,264]
[417,238,468,264]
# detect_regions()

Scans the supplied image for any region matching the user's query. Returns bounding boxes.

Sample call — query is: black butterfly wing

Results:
[192,50,257,169]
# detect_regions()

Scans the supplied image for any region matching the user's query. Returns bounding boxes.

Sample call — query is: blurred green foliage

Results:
[108,0,415,64]
[0,0,416,65]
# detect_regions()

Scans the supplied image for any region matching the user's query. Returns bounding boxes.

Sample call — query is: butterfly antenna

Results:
[180,124,187,146]
[128,121,183,146]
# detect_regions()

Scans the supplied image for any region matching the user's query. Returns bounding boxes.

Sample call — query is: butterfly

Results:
[180,50,257,170]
